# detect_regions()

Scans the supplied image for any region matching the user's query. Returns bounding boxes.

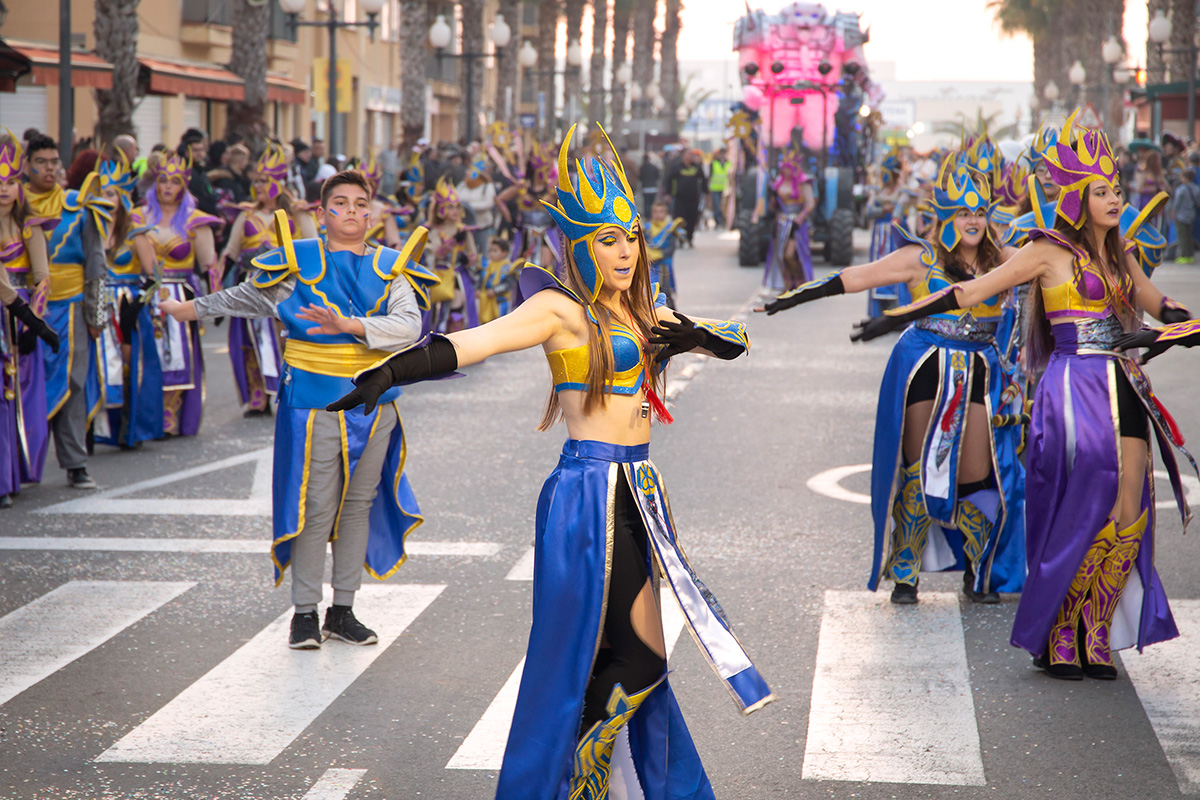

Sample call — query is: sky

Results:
[675,0,1150,83]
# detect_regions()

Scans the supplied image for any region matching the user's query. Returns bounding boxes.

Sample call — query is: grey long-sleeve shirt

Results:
[192,261,422,352]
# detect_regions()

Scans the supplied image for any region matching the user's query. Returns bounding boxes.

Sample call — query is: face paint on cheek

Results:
[328,208,339,217]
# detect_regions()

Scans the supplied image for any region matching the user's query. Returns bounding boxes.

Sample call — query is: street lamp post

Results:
[279,0,384,160]
[58,0,71,163]
[520,41,583,141]
[1148,9,1196,141]
[1068,60,1087,107]
[429,12,511,144]
[1102,34,1123,132]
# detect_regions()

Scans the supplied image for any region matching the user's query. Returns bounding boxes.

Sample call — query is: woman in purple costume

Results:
[857,109,1197,681]
[131,152,221,437]
[0,136,58,507]
[762,146,815,292]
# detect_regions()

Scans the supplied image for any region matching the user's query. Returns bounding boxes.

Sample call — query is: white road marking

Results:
[97,584,445,765]
[301,768,368,800]
[446,588,687,771]
[35,448,274,516]
[805,464,872,505]
[0,537,501,557]
[505,546,535,580]
[0,581,195,707]
[802,590,986,786]
[1121,599,1200,795]
[1154,470,1200,510]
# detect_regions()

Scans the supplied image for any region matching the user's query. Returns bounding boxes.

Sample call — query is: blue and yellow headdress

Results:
[929,157,994,252]
[879,145,902,186]
[96,148,138,209]
[541,124,640,303]
[960,133,1003,189]
[1027,124,1060,171]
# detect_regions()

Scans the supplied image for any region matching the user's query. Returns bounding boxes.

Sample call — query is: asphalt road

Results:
[2,229,1199,800]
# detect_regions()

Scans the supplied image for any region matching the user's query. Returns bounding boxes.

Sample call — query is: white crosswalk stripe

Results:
[96,584,445,765]
[0,536,502,557]
[446,587,688,771]
[802,590,986,786]
[0,581,196,708]
[1121,599,1200,796]
[300,768,368,800]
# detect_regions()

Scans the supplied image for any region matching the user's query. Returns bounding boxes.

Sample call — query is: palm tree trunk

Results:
[461,0,486,142]
[536,0,562,139]
[563,0,587,130]
[496,0,521,125]
[1147,0,1168,84]
[1167,0,1195,84]
[401,0,429,150]
[630,0,656,130]
[93,0,140,142]
[610,0,632,142]
[226,0,271,147]
[659,0,680,134]
[588,0,609,126]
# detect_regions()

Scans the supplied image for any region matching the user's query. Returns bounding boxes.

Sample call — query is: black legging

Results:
[579,470,667,735]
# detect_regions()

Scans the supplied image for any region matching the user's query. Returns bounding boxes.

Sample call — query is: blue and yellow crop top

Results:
[1030,229,1116,320]
[892,224,1005,323]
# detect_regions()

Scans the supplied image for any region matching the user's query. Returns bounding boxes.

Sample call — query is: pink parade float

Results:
[730,2,883,268]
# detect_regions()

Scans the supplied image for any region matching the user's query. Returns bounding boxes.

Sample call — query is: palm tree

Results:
[588,0,610,127]
[1146,0,1167,83]
[92,0,140,142]
[610,0,633,140]
[989,0,1059,111]
[461,0,486,142]
[659,0,681,134]
[1167,0,1195,85]
[535,0,562,138]
[400,0,429,150]
[630,0,657,126]
[226,0,271,147]
[495,0,521,125]
[564,0,588,129]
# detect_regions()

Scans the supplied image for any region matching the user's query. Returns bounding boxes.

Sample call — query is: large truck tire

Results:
[828,207,855,266]
[738,218,768,267]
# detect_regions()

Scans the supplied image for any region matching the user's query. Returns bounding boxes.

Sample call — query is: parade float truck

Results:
[731,2,881,267]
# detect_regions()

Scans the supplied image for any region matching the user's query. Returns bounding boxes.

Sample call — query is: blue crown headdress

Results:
[879,145,902,185]
[541,124,640,302]
[1027,124,1060,170]
[929,157,994,251]
[95,149,138,209]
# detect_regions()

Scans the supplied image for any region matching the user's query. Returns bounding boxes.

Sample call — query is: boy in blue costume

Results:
[160,170,438,649]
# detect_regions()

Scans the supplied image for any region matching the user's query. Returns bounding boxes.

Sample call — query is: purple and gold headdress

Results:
[253,143,288,201]
[773,146,811,197]
[361,153,383,194]
[0,135,23,198]
[1043,107,1118,228]
[154,150,193,184]
[432,176,460,215]
[541,124,640,302]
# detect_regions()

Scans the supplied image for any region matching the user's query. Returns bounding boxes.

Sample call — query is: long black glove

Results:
[761,272,845,315]
[649,313,745,364]
[326,335,458,415]
[7,297,60,354]
[1116,321,1200,364]
[850,286,961,343]
[1159,298,1191,325]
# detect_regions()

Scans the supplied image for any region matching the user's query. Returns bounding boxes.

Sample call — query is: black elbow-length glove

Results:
[326,334,458,415]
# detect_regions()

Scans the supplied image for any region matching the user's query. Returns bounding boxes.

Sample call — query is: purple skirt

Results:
[1010,319,1196,656]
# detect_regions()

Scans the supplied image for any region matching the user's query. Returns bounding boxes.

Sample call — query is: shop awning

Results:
[7,41,113,89]
[138,56,244,101]
[267,74,306,105]
[0,39,32,93]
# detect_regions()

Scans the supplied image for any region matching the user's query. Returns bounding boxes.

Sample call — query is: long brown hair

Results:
[1022,200,1135,374]
[537,228,665,430]
[106,202,130,261]
[935,226,1004,282]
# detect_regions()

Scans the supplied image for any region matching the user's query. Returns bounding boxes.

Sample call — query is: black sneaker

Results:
[322,605,378,646]
[288,611,323,649]
[890,581,918,605]
[0,493,13,509]
[963,566,1000,604]
[67,468,97,489]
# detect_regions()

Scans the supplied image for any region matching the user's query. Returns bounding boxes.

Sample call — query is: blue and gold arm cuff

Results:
[695,319,750,358]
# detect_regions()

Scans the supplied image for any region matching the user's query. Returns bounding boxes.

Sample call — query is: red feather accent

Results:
[644,384,674,425]
[940,382,964,433]
[1153,395,1185,445]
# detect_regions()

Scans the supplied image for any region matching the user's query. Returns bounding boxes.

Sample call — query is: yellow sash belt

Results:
[48,262,84,301]
[283,339,391,377]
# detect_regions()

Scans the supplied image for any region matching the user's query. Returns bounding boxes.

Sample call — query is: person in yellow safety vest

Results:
[708,152,729,229]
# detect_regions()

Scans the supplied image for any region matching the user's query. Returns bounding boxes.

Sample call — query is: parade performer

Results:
[219,144,318,416]
[361,154,405,249]
[0,136,59,507]
[329,125,771,798]
[496,142,562,269]
[477,235,519,324]
[763,157,1027,605]
[92,150,163,449]
[25,134,113,489]
[763,145,815,292]
[645,200,683,308]
[864,147,912,315]
[853,110,1197,680]
[130,151,221,437]
[158,171,431,649]
[425,177,479,333]
[1004,126,1062,249]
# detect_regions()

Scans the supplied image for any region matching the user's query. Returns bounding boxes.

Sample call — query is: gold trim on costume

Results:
[283,339,392,377]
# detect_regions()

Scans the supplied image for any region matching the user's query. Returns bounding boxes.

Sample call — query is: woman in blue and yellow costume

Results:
[329,124,772,799]
[864,145,912,315]
[853,109,1197,681]
[762,155,1028,605]
[477,235,520,324]
[219,144,317,416]
[0,135,59,506]
[130,151,222,437]
[496,141,563,270]
[424,177,479,333]
[762,145,816,293]
[92,149,164,449]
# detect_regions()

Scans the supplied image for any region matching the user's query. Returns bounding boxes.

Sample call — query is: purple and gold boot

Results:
[1041,519,1116,680]
[1081,510,1148,680]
